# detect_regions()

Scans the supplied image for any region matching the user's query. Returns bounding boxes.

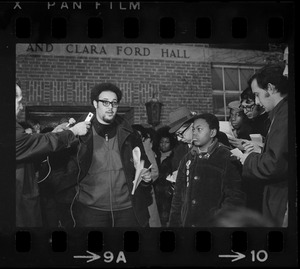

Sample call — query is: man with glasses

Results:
[240,87,270,138]
[59,83,152,227]
[168,107,195,179]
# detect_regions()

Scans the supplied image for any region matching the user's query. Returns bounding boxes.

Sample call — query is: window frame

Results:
[212,64,262,120]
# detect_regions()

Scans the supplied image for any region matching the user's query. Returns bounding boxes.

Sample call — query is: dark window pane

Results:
[213,94,225,116]
[240,69,255,90]
[212,67,223,90]
[224,68,239,91]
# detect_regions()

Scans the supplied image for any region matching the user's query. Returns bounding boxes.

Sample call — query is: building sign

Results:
[16,43,274,64]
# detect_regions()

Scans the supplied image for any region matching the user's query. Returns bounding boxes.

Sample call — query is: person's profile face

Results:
[16,85,23,118]
[251,79,274,113]
[175,123,193,143]
[93,91,118,124]
[241,100,257,119]
[229,109,243,129]
[192,118,215,149]
[283,47,288,78]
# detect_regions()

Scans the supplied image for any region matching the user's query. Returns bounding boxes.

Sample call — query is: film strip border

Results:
[13,15,288,40]
[0,1,297,268]
[0,228,295,267]
[0,2,294,43]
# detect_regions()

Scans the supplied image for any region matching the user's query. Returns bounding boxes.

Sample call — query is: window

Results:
[212,64,261,120]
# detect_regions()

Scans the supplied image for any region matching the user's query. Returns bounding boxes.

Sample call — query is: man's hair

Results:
[132,124,157,143]
[90,83,123,104]
[248,64,288,95]
[240,87,255,102]
[193,113,219,137]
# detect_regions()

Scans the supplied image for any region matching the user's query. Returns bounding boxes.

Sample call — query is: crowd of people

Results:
[15,61,291,228]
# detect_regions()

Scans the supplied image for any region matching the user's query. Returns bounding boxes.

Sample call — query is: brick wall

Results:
[16,53,212,127]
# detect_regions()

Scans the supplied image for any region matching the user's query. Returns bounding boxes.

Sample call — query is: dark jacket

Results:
[236,119,254,140]
[153,150,175,226]
[250,112,270,138]
[169,140,246,227]
[16,122,76,227]
[171,142,190,172]
[55,114,152,227]
[243,98,288,226]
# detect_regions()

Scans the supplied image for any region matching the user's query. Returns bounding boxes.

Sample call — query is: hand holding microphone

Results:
[70,113,93,136]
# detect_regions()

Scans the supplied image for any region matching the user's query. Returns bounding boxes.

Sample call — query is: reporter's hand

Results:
[52,122,69,133]
[243,141,262,154]
[68,118,76,125]
[140,169,152,183]
[228,137,246,150]
[70,121,91,136]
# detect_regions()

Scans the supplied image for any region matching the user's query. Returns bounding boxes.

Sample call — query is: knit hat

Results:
[168,107,194,133]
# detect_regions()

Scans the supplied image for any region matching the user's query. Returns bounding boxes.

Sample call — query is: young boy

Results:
[168,113,246,227]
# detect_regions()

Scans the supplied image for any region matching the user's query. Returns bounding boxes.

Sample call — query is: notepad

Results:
[219,121,235,139]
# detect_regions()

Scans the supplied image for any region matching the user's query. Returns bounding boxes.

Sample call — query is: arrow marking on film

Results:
[74,250,101,263]
[218,250,246,262]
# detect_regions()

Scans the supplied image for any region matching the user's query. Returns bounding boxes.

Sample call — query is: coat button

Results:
[191,199,197,205]
[194,176,199,180]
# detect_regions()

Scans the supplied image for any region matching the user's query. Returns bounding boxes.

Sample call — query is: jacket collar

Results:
[269,96,288,122]
[190,138,219,159]
[79,114,134,144]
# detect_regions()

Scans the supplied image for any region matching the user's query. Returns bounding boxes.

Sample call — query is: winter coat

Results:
[169,140,246,227]
[243,98,288,226]
[16,122,76,227]
[53,114,152,227]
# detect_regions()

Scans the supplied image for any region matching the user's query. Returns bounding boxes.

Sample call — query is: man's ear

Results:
[210,129,217,138]
[93,100,98,109]
[267,83,277,94]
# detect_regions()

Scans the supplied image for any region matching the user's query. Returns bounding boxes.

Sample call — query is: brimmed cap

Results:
[168,107,194,133]
[228,100,242,111]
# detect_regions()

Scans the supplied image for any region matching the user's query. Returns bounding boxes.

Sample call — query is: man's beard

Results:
[103,114,116,124]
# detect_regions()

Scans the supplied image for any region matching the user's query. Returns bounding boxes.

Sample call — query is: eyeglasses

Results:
[176,124,191,138]
[97,99,119,108]
[240,104,255,112]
